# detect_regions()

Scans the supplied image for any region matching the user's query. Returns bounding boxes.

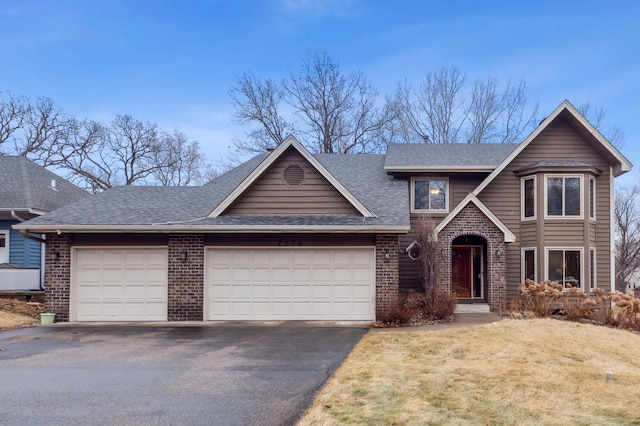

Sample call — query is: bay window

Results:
[546,175,582,218]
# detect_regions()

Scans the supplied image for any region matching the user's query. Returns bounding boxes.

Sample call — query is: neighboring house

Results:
[15,100,632,322]
[625,270,640,296]
[0,156,88,291]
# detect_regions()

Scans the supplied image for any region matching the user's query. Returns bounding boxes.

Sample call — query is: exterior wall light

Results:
[180,251,188,261]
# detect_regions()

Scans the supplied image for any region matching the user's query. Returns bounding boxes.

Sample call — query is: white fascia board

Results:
[435,193,516,243]
[561,101,633,176]
[208,135,375,218]
[14,223,410,234]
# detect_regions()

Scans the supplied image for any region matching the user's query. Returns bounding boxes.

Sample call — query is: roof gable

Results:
[472,100,632,197]
[435,193,516,243]
[208,136,375,218]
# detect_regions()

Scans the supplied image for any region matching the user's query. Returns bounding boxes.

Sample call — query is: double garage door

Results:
[73,247,375,322]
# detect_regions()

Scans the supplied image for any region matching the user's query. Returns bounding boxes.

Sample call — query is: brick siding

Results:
[44,233,72,322]
[167,234,205,321]
[375,233,399,319]
[438,203,507,311]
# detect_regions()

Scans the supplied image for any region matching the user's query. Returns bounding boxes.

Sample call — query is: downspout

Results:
[12,211,47,290]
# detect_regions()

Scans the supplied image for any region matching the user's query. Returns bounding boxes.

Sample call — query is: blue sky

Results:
[1,0,638,185]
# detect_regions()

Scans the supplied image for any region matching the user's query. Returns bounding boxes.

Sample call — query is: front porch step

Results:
[455,303,491,313]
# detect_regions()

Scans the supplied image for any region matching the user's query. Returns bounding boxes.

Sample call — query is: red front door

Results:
[452,247,471,298]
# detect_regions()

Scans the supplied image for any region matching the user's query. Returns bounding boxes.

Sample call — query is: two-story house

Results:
[15,100,631,322]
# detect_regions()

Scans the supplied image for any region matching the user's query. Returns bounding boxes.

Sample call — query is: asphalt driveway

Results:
[0,323,367,426]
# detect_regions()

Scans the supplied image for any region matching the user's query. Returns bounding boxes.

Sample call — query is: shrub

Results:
[560,286,599,321]
[518,279,562,317]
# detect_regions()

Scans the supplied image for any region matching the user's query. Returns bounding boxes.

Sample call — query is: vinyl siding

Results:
[0,220,41,268]
[478,117,613,296]
[226,148,360,215]
[204,233,374,247]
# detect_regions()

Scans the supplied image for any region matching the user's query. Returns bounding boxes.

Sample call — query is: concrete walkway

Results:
[370,312,503,333]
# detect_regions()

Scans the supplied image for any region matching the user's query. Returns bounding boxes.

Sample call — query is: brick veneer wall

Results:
[44,233,72,322]
[167,234,205,321]
[375,234,399,319]
[438,204,507,311]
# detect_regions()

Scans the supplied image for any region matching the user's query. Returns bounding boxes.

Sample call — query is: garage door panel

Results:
[74,249,168,321]
[207,248,374,321]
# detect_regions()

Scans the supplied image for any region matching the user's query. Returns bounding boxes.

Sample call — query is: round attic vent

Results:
[283,164,305,186]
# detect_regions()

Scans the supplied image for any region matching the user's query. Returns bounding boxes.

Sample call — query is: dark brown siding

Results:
[72,234,168,246]
[478,117,613,296]
[226,148,360,215]
[205,233,374,247]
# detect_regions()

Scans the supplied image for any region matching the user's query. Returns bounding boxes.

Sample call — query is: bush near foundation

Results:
[505,279,640,332]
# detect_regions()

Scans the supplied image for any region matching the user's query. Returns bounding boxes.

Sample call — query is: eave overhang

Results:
[13,223,410,234]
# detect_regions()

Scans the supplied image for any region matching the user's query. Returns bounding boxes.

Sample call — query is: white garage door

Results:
[73,248,168,321]
[206,247,375,321]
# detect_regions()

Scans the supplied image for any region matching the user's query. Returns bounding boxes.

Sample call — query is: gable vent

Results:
[283,164,305,186]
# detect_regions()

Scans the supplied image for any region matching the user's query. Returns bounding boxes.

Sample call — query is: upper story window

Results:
[545,175,582,218]
[411,178,448,213]
[521,176,536,220]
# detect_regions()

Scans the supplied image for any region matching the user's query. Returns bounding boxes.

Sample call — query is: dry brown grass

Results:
[0,310,39,330]
[298,319,640,425]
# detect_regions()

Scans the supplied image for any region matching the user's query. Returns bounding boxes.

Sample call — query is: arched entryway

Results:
[452,235,488,300]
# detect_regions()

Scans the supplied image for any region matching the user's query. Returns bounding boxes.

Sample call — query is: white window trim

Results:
[590,248,597,289]
[543,174,584,219]
[589,176,596,220]
[0,230,9,264]
[521,247,537,283]
[521,176,536,221]
[544,247,584,291]
[410,177,449,213]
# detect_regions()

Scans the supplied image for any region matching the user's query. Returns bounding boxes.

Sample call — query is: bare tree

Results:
[392,66,536,144]
[0,92,27,149]
[1,91,213,192]
[229,71,291,153]
[230,51,393,154]
[578,102,626,149]
[0,93,74,163]
[153,130,209,186]
[615,185,640,293]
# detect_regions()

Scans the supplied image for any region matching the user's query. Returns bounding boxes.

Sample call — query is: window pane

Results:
[565,178,581,216]
[524,178,535,217]
[589,179,595,218]
[0,235,5,248]
[414,180,429,210]
[429,180,446,210]
[548,250,563,283]
[565,250,581,288]
[590,249,596,288]
[524,250,535,281]
[547,178,563,216]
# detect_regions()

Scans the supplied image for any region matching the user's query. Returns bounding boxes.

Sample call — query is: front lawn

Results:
[298,319,640,425]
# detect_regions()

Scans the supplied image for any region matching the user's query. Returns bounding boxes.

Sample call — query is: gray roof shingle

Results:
[384,143,519,170]
[0,156,88,212]
[21,152,410,230]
